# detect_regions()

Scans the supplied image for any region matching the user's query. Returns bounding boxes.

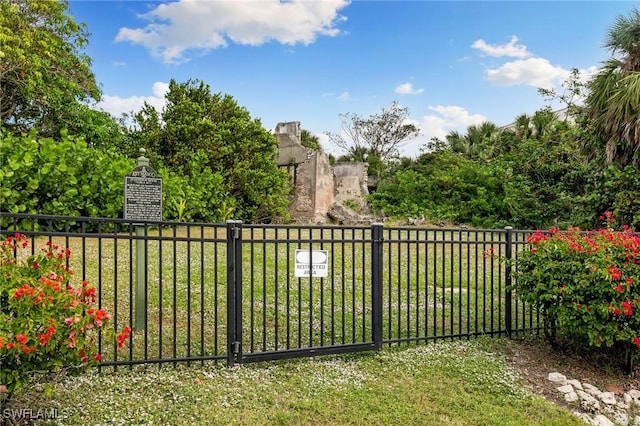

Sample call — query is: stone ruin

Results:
[274,121,373,224]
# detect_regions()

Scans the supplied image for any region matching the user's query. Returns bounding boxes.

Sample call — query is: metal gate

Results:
[226,221,383,365]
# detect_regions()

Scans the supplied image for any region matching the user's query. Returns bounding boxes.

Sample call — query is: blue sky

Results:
[69,0,636,157]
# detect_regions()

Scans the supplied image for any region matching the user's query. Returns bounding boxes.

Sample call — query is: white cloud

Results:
[116,0,350,64]
[94,81,169,118]
[473,34,599,92]
[578,66,599,83]
[337,91,351,101]
[485,57,572,89]
[398,105,486,156]
[419,105,486,141]
[395,82,424,95]
[471,35,531,58]
[151,81,169,98]
[317,133,330,151]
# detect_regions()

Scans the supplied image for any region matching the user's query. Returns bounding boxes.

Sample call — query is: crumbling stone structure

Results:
[274,122,371,224]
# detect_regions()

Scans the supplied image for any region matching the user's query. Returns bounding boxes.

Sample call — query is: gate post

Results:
[226,220,243,366]
[504,226,513,338]
[371,223,384,351]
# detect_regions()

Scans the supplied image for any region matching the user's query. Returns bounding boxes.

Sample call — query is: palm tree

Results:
[445,121,503,161]
[513,113,533,140]
[445,130,469,155]
[300,129,322,151]
[585,8,640,165]
[531,109,556,140]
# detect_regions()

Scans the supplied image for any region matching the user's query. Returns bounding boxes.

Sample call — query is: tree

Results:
[128,79,292,222]
[326,101,419,165]
[61,104,132,152]
[0,0,100,135]
[300,129,322,151]
[445,121,504,161]
[538,68,586,121]
[585,8,640,165]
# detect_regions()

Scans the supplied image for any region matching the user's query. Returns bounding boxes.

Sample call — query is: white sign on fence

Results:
[294,250,329,278]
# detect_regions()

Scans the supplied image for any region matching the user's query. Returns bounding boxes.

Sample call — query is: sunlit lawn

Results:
[6,339,584,426]
[1,224,561,425]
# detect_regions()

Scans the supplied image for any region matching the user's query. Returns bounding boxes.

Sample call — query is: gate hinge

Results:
[232,227,240,239]
[232,341,241,355]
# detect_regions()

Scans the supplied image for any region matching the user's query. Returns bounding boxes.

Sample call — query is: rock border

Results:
[549,372,640,426]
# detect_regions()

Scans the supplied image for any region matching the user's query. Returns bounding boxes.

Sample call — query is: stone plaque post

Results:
[124,148,163,332]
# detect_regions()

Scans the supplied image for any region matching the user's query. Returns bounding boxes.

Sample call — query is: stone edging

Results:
[549,372,640,426]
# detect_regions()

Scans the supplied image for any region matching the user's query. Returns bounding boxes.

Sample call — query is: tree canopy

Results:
[585,7,640,165]
[128,79,292,222]
[0,0,100,135]
[326,101,419,174]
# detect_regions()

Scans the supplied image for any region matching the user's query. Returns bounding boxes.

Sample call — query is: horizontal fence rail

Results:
[0,213,542,368]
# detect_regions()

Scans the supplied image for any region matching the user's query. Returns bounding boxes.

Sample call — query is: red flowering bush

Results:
[0,234,131,396]
[513,213,640,371]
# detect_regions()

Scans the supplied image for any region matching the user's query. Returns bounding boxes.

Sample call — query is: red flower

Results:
[483,247,496,259]
[15,334,27,345]
[634,337,640,348]
[570,242,583,251]
[116,326,132,348]
[526,231,549,245]
[622,300,633,316]
[614,284,625,293]
[607,265,622,281]
[600,211,615,225]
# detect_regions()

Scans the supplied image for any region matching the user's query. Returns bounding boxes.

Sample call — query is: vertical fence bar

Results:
[226,220,241,366]
[158,226,163,363]
[275,228,280,350]
[134,225,146,332]
[172,225,177,365]
[186,225,192,363]
[234,221,243,361]
[249,227,255,352]
[505,226,513,337]
[372,223,383,351]
[143,225,149,359]
[286,228,291,349]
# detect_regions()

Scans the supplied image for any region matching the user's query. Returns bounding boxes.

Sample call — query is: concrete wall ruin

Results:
[274,122,369,224]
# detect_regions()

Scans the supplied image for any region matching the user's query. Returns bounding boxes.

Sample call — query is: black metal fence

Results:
[0,213,540,368]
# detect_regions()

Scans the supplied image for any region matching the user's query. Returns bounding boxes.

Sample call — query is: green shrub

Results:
[0,234,130,397]
[0,130,133,218]
[513,213,640,371]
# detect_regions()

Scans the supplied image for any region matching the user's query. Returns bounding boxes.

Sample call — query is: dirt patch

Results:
[496,335,640,414]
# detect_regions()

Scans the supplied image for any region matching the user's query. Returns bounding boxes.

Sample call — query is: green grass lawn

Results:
[2,225,562,425]
[6,339,584,426]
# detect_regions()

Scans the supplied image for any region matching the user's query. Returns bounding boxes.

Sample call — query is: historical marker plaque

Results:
[124,160,163,223]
